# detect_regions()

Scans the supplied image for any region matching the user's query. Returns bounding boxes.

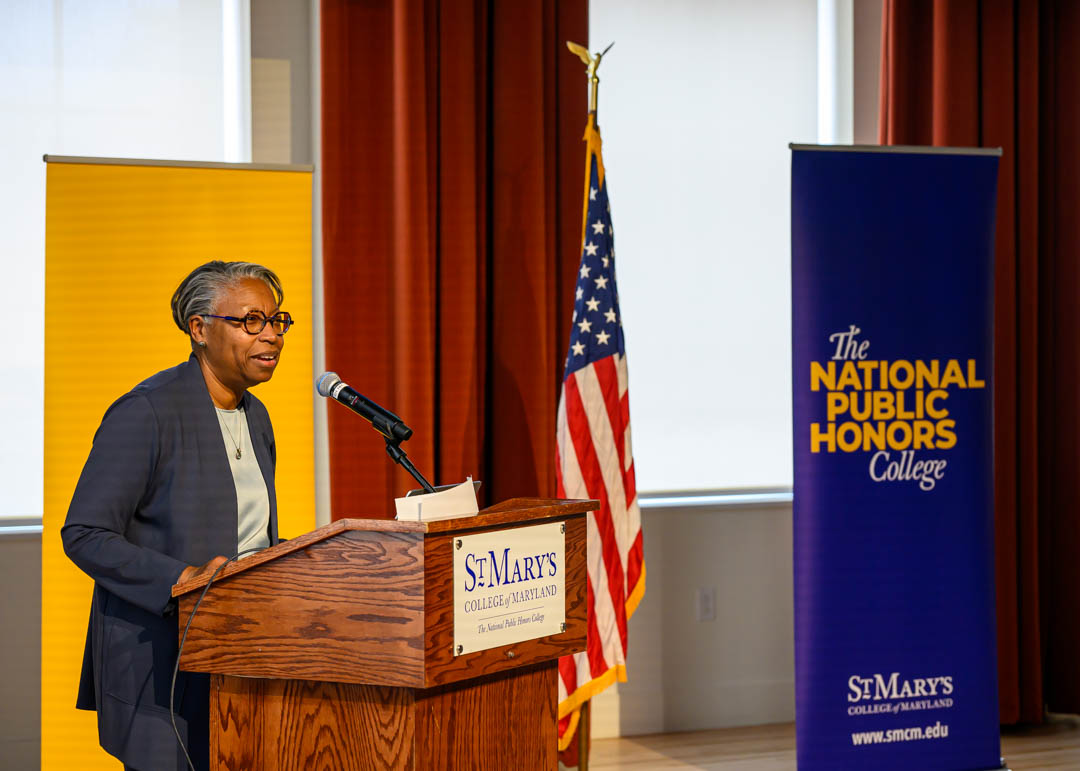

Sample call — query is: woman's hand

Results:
[176,555,230,585]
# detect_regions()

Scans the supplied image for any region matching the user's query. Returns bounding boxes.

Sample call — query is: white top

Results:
[215,404,271,557]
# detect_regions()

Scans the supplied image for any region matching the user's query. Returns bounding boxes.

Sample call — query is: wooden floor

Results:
[589,714,1080,769]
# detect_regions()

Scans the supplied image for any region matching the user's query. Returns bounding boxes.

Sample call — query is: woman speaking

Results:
[61,261,294,771]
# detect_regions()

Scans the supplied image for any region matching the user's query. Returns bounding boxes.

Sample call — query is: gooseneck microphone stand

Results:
[384,437,436,494]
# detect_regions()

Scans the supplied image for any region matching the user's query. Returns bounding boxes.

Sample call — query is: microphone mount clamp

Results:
[384,437,436,494]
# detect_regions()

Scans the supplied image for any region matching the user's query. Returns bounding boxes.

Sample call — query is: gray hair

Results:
[171,261,284,336]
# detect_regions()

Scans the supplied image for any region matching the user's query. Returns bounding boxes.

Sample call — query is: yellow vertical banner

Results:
[42,159,315,769]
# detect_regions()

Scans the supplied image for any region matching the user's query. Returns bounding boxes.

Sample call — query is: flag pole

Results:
[566,41,614,125]
[562,39,615,771]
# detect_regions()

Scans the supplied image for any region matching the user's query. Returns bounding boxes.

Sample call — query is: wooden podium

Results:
[171,498,595,770]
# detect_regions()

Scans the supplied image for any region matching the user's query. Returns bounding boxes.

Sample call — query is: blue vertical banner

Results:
[791,146,1003,770]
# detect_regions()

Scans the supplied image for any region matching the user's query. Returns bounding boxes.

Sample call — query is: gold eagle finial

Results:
[565,41,614,116]
[566,41,592,68]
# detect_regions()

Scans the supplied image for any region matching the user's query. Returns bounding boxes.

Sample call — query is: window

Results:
[589,0,818,491]
[0,0,249,519]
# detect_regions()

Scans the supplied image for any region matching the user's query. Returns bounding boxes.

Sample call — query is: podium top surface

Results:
[172,497,596,598]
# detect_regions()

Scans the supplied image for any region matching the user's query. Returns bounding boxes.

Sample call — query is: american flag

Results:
[556,114,645,752]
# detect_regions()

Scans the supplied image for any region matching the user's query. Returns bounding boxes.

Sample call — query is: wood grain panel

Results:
[179,530,427,686]
[421,514,587,687]
[172,499,595,597]
[481,497,585,514]
[172,518,426,597]
[423,498,598,534]
[211,674,415,771]
[415,663,557,770]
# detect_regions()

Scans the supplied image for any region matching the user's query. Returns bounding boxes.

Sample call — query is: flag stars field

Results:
[563,167,624,371]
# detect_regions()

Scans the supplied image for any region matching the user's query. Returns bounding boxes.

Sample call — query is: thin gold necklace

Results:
[218,408,243,459]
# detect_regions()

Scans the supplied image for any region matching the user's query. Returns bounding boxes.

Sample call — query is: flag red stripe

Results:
[559,720,580,766]
[559,644,577,694]
[593,356,626,474]
[565,370,629,651]
[626,529,644,599]
[555,440,567,498]
[572,367,632,652]
[593,356,637,512]
[584,573,609,675]
[621,392,633,506]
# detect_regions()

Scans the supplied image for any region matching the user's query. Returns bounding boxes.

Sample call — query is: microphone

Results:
[316,372,413,443]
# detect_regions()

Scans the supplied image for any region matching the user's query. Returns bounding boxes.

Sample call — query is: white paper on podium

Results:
[394,478,480,521]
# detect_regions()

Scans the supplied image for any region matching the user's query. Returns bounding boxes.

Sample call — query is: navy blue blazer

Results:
[62,355,279,770]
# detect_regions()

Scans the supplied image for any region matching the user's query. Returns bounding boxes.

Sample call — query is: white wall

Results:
[251,0,313,165]
[853,0,882,144]
[0,535,40,768]
[592,503,795,738]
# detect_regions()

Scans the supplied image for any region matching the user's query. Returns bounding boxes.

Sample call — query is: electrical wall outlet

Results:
[696,586,716,622]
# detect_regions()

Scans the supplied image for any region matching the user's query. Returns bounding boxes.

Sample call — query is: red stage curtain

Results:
[881,0,1080,724]
[320,0,587,515]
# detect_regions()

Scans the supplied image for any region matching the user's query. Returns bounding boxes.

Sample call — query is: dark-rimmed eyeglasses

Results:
[202,311,295,335]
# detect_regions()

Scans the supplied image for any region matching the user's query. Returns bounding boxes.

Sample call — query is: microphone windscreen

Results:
[315,371,341,398]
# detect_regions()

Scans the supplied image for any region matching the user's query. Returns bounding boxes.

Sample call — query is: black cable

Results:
[170,548,260,771]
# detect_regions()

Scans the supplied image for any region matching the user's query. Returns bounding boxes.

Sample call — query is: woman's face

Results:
[196,278,284,392]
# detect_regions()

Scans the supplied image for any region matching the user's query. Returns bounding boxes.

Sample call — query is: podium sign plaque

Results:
[453,521,566,655]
